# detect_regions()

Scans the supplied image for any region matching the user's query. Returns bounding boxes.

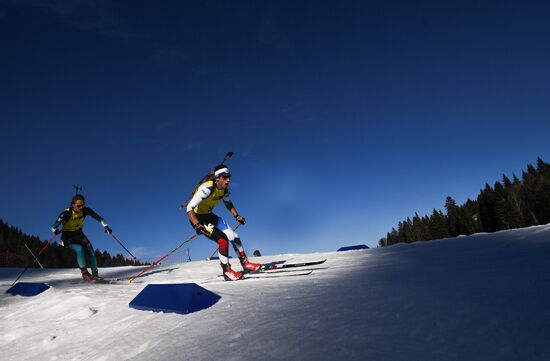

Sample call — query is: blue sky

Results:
[1,1,549,261]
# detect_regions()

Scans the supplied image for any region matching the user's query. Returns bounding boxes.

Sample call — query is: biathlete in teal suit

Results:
[51,194,112,281]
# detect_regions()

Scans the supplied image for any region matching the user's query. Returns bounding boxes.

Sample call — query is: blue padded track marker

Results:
[337,244,369,252]
[6,282,50,297]
[129,283,221,315]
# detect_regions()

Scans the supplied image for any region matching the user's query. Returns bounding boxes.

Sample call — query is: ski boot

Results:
[80,268,92,282]
[239,252,261,272]
[221,263,244,281]
[91,270,104,282]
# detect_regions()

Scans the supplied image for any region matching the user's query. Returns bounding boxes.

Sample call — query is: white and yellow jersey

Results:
[186,180,231,214]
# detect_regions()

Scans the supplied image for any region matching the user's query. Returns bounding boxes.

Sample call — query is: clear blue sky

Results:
[1,1,549,261]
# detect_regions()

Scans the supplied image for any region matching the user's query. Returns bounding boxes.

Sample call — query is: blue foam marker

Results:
[129,283,221,315]
[6,282,50,297]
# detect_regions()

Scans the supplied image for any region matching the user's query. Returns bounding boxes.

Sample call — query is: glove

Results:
[51,227,62,235]
[104,225,112,235]
[194,223,205,235]
[235,215,246,225]
[194,223,213,236]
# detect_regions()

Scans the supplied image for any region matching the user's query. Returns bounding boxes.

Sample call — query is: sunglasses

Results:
[73,203,85,208]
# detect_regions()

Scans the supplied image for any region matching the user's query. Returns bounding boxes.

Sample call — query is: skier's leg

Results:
[197,214,243,280]
[209,227,243,281]
[217,217,261,271]
[82,236,99,277]
[69,243,92,281]
[209,228,230,263]
[69,243,87,269]
[215,216,243,253]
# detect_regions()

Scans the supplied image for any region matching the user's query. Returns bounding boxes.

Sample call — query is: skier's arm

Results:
[223,194,245,224]
[85,207,111,234]
[224,201,239,218]
[186,183,214,235]
[51,210,70,233]
[185,183,213,215]
[187,210,200,226]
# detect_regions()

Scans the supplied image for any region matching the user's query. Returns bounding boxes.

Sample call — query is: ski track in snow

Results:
[1,225,550,360]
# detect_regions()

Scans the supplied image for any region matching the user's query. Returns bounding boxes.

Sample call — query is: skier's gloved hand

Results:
[51,227,62,235]
[194,223,213,236]
[104,225,112,235]
[235,215,246,225]
[194,223,205,235]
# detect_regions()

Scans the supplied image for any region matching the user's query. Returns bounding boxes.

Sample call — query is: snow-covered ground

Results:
[1,225,550,361]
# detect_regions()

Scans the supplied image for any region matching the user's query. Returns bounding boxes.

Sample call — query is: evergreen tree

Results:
[445,196,460,236]
[463,198,482,234]
[429,209,449,240]
[397,222,406,244]
[385,228,399,246]
[478,184,498,232]
[535,158,550,223]
[419,215,433,241]
[521,165,541,225]
[403,219,414,243]
[493,181,511,230]
[411,214,423,242]
[503,185,524,229]
[536,157,550,177]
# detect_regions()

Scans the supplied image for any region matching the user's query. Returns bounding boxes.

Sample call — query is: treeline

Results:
[379,158,550,247]
[0,219,147,268]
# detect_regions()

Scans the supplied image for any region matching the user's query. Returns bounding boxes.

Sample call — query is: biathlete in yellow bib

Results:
[186,165,261,281]
[51,194,112,282]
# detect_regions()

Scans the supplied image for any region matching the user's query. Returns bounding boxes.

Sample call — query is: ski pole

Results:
[128,233,199,283]
[11,233,57,286]
[24,243,44,269]
[208,246,218,260]
[109,233,137,260]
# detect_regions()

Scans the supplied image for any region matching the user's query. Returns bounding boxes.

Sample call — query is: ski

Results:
[91,278,118,284]
[69,269,316,286]
[252,268,312,275]
[258,259,326,272]
[68,277,127,285]
[66,278,122,285]
[244,270,313,279]
[211,270,313,282]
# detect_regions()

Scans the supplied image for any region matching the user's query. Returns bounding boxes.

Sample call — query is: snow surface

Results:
[1,225,550,361]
